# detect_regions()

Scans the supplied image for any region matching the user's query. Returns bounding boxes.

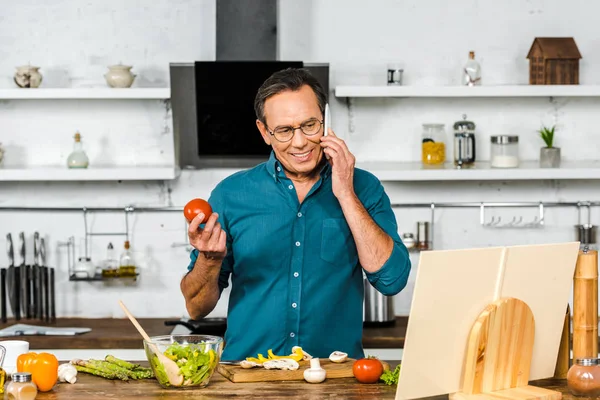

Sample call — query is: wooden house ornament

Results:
[527,37,582,85]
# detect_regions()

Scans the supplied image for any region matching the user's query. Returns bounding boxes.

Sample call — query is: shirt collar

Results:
[266,150,331,182]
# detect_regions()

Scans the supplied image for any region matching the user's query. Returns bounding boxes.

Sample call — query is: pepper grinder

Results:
[573,246,598,361]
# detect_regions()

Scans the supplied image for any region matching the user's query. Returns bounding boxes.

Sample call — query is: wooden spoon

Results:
[118,300,184,386]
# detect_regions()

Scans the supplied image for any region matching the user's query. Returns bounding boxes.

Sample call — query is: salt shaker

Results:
[6,372,38,400]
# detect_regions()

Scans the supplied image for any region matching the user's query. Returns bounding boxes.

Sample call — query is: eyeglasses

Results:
[265,118,323,143]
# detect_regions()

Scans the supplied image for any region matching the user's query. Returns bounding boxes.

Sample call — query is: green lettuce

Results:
[154,342,217,387]
[380,365,401,386]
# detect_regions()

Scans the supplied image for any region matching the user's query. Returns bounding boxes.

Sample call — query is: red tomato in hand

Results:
[184,198,212,223]
[353,357,384,384]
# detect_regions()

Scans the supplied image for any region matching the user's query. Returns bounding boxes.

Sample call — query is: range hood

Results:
[216,0,278,61]
[169,1,329,169]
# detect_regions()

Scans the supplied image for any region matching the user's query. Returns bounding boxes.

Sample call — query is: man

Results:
[181,68,411,361]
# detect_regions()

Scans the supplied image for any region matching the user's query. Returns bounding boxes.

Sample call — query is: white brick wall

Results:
[0,0,597,318]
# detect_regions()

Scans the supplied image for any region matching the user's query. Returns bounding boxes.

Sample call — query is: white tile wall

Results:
[0,0,598,319]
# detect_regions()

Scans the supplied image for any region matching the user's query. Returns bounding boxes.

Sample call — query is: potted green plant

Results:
[538,125,560,168]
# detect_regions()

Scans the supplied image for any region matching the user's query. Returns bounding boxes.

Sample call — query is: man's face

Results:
[257,85,325,179]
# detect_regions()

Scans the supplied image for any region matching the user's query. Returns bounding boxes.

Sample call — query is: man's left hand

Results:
[320,128,356,200]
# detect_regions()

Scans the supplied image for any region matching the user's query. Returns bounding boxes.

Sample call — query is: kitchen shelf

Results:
[356,160,600,181]
[0,166,179,181]
[0,88,170,100]
[335,85,600,98]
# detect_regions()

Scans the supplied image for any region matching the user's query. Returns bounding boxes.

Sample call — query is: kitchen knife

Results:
[49,267,55,323]
[33,232,42,320]
[1,265,6,323]
[6,233,20,320]
[40,238,49,322]
[219,361,243,365]
[19,232,31,319]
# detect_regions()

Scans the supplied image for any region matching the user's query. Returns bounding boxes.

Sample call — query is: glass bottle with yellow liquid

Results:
[101,242,118,278]
[0,344,7,394]
[118,240,137,277]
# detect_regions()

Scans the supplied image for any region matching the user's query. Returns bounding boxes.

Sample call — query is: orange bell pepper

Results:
[17,352,59,392]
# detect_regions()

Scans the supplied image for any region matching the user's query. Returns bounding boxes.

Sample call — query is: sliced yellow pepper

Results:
[245,353,269,364]
[246,347,305,364]
[267,347,304,362]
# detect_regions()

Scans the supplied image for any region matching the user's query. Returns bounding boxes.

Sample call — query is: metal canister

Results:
[417,221,430,250]
[453,114,476,168]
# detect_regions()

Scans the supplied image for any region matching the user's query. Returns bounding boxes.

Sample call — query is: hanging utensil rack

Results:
[1,201,597,261]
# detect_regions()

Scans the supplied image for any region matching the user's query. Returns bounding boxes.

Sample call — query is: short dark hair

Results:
[254,68,327,124]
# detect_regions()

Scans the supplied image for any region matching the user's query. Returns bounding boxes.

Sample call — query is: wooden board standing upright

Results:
[396,242,580,400]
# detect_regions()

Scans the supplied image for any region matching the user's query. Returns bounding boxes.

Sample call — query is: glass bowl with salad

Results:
[144,334,223,389]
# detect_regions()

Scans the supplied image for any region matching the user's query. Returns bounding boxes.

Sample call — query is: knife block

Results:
[450,298,562,400]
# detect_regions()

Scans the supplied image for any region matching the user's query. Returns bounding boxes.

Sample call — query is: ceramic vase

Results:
[104,64,136,88]
[14,65,42,88]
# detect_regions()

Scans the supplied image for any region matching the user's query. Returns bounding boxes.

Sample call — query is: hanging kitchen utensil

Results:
[40,237,49,322]
[18,232,31,320]
[6,233,20,320]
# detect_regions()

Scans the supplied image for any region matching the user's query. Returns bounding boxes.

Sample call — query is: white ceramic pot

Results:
[14,65,43,88]
[104,64,136,88]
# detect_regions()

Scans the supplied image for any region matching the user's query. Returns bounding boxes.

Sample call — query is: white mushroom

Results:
[329,351,348,363]
[58,363,78,384]
[263,359,300,370]
[240,360,260,369]
[292,346,313,361]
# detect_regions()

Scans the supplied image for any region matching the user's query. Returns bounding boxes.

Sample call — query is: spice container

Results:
[490,135,519,168]
[453,114,476,168]
[567,358,600,397]
[6,372,38,400]
[422,124,446,165]
[401,233,415,249]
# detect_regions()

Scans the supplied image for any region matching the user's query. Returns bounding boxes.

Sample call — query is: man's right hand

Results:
[188,212,227,262]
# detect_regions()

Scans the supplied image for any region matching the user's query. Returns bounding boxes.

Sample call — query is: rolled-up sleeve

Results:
[185,184,234,296]
[359,173,411,296]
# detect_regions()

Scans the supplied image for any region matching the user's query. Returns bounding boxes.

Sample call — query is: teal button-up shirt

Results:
[187,151,411,361]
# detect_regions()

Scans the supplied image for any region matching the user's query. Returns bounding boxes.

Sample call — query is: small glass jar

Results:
[422,124,446,166]
[6,372,38,400]
[567,358,600,397]
[490,135,519,168]
[402,233,415,249]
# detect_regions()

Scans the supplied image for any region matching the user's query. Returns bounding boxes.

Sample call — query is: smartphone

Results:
[323,103,330,137]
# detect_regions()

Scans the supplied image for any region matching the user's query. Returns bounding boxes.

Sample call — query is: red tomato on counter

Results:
[353,357,384,384]
[184,198,212,223]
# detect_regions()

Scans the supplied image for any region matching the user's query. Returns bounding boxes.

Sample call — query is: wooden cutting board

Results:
[218,358,390,383]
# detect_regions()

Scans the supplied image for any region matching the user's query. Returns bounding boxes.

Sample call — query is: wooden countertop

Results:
[0,317,407,349]
[34,369,574,400]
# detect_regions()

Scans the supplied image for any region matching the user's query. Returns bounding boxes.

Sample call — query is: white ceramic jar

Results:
[104,64,136,88]
[14,65,42,88]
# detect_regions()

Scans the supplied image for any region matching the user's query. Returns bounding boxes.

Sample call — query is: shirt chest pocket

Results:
[320,218,358,266]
